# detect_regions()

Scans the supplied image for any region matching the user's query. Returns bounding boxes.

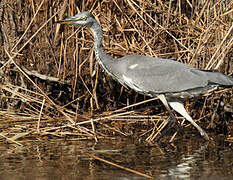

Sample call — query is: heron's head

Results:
[56,11,95,27]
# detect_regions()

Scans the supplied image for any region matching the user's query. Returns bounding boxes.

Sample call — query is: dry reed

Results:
[0,0,232,145]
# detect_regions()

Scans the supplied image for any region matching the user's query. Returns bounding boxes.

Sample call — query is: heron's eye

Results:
[77,16,87,21]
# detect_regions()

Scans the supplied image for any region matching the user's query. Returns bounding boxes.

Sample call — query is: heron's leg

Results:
[168,101,209,141]
[155,95,176,141]
[157,95,171,111]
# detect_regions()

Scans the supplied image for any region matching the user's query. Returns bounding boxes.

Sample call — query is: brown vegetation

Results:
[0,0,232,144]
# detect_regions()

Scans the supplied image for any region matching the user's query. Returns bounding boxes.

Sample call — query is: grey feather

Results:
[114,54,233,95]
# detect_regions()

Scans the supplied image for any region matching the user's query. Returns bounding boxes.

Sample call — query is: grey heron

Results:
[56,11,233,141]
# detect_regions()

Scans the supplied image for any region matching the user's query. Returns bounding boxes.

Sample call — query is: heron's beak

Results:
[56,16,86,25]
[56,17,75,24]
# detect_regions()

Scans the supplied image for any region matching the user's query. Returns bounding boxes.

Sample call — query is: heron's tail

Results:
[204,71,233,87]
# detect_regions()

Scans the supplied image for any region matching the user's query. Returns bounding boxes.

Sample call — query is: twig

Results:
[21,66,68,84]
[37,98,46,132]
[85,152,154,179]
[0,133,23,146]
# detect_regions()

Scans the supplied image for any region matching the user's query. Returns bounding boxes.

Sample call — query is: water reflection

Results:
[0,138,232,180]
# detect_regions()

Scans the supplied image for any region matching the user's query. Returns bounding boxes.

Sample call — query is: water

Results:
[0,137,232,180]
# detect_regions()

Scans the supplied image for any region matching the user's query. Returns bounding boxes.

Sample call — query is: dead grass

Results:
[0,0,233,144]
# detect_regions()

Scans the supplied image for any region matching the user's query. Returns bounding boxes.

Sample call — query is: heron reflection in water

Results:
[56,12,233,141]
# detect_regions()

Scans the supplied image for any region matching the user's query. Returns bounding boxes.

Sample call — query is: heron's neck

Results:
[90,22,113,74]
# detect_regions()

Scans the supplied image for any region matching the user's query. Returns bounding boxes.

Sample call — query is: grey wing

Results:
[119,55,233,94]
